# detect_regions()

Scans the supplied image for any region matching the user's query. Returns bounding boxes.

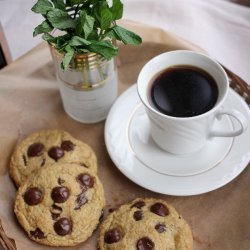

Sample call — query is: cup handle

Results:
[209,109,248,137]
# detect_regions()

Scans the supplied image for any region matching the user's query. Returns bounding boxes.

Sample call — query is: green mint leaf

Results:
[32,0,142,66]
[65,0,72,6]
[77,48,90,53]
[65,0,82,6]
[88,40,118,60]
[56,34,71,47]
[88,30,99,40]
[111,0,123,20]
[42,33,71,48]
[33,20,53,36]
[42,33,57,43]
[113,25,142,45]
[51,0,65,10]
[94,2,112,30]
[47,9,76,30]
[62,45,75,70]
[31,0,53,14]
[103,29,119,40]
[83,13,95,39]
[76,10,95,39]
[88,0,99,4]
[69,36,91,46]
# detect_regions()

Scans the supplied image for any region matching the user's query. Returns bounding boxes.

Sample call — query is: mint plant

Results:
[32,0,142,69]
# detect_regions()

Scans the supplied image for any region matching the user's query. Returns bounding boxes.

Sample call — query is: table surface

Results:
[0,21,249,250]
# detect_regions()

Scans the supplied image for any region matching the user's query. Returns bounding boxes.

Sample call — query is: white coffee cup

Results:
[137,50,248,155]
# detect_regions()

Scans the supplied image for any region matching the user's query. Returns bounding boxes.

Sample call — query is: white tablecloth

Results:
[0,0,249,82]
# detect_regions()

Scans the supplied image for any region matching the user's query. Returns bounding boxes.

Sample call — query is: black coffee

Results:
[150,65,218,117]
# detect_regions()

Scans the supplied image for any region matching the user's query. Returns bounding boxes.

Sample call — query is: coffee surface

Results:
[150,66,218,117]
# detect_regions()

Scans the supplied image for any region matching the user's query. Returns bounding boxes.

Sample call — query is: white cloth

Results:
[0,0,42,61]
[122,0,250,83]
[0,0,249,83]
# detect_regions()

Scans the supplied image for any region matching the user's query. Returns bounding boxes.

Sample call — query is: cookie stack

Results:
[10,129,105,246]
[9,129,193,249]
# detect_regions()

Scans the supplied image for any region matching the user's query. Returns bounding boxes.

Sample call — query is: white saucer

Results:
[105,84,250,196]
[129,104,234,177]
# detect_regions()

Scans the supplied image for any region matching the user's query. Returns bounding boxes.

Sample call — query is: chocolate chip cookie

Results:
[98,198,193,250]
[14,163,105,246]
[9,129,97,187]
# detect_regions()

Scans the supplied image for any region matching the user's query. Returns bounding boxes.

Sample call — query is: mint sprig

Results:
[32,0,142,70]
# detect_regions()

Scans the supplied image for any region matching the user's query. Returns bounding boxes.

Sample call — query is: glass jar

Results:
[50,46,118,123]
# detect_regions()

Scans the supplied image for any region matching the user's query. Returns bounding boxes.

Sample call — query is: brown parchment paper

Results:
[0,20,249,250]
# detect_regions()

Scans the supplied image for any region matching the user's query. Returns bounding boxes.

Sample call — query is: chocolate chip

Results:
[22,155,27,166]
[40,158,46,167]
[54,218,72,236]
[74,192,88,210]
[24,187,43,205]
[137,237,155,250]
[52,204,63,212]
[109,208,115,213]
[50,204,63,220]
[58,178,65,185]
[27,143,44,157]
[61,140,75,151]
[155,223,166,233]
[131,201,145,209]
[48,146,64,161]
[104,228,122,244]
[133,210,143,221]
[150,203,169,217]
[51,186,69,203]
[30,228,45,239]
[76,173,94,189]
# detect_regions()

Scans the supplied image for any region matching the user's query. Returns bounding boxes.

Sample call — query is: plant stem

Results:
[99,29,105,40]
[73,4,80,19]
